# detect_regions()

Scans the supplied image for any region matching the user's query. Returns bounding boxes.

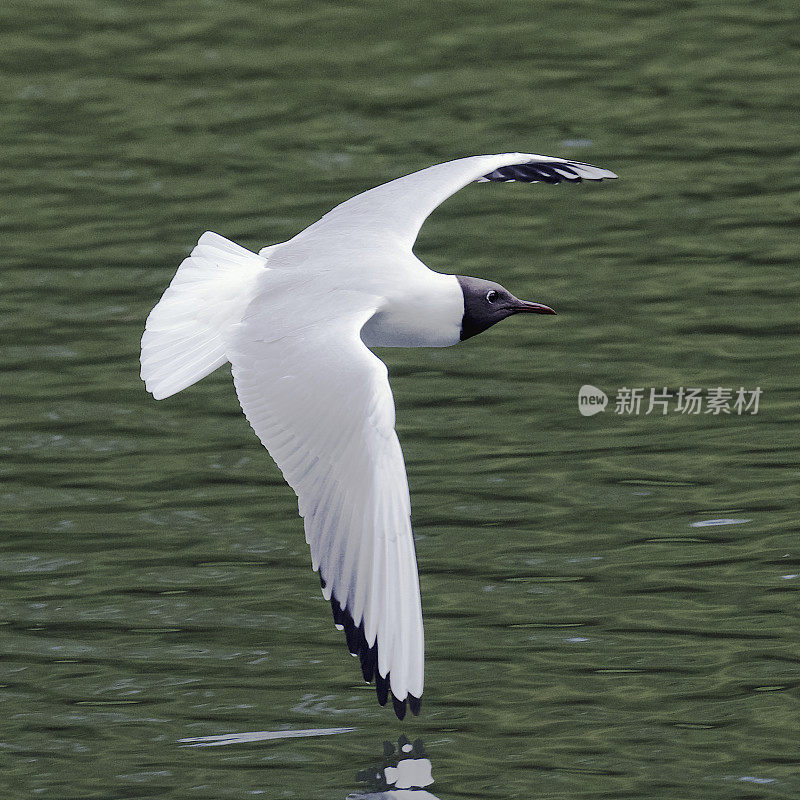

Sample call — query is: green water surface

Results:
[2,1,799,798]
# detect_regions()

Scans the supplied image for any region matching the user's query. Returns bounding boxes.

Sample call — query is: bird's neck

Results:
[359,271,463,348]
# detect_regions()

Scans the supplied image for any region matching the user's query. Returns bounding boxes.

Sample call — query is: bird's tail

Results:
[141,231,266,400]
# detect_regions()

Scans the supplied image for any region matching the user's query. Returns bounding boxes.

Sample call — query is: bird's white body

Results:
[141,153,616,716]
[360,267,464,348]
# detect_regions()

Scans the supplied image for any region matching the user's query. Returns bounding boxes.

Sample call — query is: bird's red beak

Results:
[513,300,556,315]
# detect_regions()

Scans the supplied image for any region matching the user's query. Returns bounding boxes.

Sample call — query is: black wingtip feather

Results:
[344,617,362,654]
[479,159,610,185]
[330,595,345,627]
[360,642,377,683]
[376,671,390,706]
[393,694,408,720]
[322,572,421,719]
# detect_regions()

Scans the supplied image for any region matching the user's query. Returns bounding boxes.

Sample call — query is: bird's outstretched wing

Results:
[228,288,423,719]
[289,152,617,252]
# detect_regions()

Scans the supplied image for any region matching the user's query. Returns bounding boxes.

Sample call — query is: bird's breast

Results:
[359,272,464,348]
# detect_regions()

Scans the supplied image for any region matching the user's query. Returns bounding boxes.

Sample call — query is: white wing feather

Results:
[228,290,424,715]
[290,152,616,252]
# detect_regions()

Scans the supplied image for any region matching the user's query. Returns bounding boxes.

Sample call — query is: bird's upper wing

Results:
[288,152,617,252]
[228,285,423,718]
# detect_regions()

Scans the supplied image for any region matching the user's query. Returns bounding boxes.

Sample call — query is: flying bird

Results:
[141,153,617,719]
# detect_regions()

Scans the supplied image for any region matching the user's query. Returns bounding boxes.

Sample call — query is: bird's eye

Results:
[486,290,498,303]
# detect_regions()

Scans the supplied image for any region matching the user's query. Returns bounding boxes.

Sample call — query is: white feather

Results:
[140,232,267,399]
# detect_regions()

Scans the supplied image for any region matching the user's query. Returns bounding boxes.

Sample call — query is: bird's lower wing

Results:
[228,291,424,718]
[289,152,617,252]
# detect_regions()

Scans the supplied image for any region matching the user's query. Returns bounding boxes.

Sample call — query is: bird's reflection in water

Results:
[348,735,439,799]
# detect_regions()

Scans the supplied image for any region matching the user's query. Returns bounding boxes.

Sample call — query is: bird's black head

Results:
[456,276,556,341]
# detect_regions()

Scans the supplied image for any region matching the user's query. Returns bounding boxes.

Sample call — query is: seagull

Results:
[141,153,617,719]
